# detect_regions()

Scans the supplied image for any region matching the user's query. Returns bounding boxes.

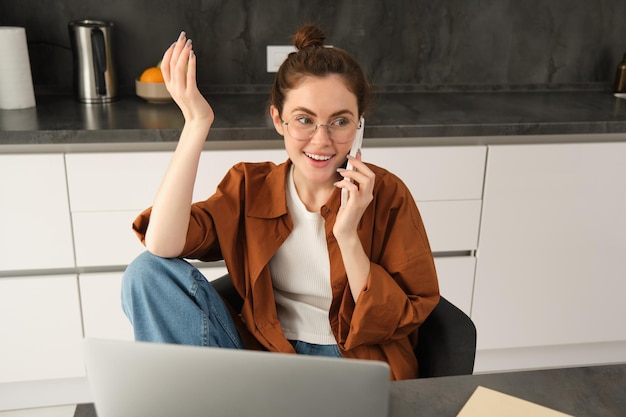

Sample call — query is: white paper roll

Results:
[0,27,36,109]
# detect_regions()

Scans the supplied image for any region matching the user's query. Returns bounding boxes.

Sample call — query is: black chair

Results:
[212,274,476,378]
[414,295,476,377]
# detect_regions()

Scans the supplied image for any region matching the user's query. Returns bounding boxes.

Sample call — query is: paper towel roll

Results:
[0,27,36,109]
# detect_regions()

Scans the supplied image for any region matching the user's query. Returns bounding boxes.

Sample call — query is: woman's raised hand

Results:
[161,31,214,126]
[143,32,214,257]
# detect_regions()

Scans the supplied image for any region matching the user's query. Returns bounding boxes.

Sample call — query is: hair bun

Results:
[292,25,326,50]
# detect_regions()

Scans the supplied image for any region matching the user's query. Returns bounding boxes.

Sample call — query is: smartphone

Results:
[341,117,365,207]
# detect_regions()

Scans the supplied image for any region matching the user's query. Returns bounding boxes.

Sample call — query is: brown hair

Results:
[270,25,370,118]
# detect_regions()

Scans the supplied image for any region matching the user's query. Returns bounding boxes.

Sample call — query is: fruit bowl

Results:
[135,79,172,103]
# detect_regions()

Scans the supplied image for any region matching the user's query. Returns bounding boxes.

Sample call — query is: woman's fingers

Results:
[170,31,187,66]
[338,157,374,189]
[160,31,197,105]
[158,30,214,124]
[336,169,374,204]
[175,38,192,78]
[186,49,198,91]
[160,44,173,83]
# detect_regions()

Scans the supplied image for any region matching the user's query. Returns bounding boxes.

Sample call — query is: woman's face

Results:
[270,74,360,189]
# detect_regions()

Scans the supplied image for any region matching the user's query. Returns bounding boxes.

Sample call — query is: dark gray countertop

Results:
[72,363,626,417]
[389,363,626,417]
[2,90,626,152]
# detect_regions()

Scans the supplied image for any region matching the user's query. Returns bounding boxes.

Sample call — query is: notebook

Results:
[83,338,391,417]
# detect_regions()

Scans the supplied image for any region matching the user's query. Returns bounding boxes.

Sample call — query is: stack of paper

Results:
[457,386,573,417]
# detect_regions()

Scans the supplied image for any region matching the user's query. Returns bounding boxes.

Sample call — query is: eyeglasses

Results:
[281,114,362,144]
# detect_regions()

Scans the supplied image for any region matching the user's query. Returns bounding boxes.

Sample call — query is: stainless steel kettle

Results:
[68,20,117,103]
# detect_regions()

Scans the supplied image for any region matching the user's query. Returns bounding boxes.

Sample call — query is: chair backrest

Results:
[211,274,476,378]
[414,296,477,378]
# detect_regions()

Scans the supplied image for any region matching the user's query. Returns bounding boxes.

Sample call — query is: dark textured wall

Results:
[2,0,626,94]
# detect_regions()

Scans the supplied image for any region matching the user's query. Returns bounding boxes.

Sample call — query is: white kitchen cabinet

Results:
[418,200,482,252]
[79,272,133,341]
[365,146,486,201]
[72,211,146,267]
[65,152,172,212]
[0,154,74,271]
[366,146,486,253]
[433,257,475,316]
[473,142,626,369]
[0,275,84,383]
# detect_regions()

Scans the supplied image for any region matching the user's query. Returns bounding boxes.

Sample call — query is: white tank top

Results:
[269,166,335,344]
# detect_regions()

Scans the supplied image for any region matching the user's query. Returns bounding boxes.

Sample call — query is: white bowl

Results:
[135,79,172,103]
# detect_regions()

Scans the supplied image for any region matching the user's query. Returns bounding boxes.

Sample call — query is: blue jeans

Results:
[121,251,341,358]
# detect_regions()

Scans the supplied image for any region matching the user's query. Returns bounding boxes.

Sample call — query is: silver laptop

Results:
[83,338,390,417]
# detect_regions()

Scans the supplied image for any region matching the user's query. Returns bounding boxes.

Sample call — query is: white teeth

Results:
[305,152,332,161]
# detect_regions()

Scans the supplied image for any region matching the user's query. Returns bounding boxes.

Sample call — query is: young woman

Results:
[122,25,439,380]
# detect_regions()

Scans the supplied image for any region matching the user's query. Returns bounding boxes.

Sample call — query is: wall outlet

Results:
[266,45,296,72]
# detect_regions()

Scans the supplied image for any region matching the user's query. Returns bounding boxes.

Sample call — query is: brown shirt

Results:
[133,160,439,380]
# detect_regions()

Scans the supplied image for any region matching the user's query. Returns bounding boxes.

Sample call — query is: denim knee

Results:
[122,251,169,313]
[121,250,155,295]
[121,251,195,328]
[120,251,244,348]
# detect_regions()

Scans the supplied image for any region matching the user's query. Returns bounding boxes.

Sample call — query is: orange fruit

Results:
[139,67,164,83]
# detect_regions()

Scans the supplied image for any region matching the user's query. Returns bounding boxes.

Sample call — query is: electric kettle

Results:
[68,20,117,103]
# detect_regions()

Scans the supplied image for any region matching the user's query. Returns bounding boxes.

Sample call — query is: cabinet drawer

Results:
[66,149,287,212]
[73,211,145,267]
[0,275,84,383]
[66,152,171,212]
[0,154,74,270]
[80,272,133,341]
[419,200,481,252]
[433,256,476,316]
[365,146,486,201]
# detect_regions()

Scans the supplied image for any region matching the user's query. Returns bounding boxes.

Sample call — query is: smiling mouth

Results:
[304,152,333,161]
